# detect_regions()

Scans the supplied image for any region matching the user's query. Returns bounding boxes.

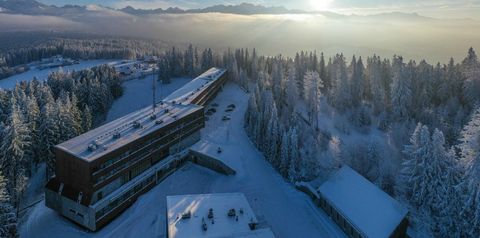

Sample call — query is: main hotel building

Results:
[45,68,227,231]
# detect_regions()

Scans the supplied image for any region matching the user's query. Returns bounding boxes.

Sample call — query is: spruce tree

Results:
[0,172,17,238]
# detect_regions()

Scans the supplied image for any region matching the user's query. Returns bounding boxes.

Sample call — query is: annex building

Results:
[45,67,228,231]
[317,166,409,238]
[167,193,275,238]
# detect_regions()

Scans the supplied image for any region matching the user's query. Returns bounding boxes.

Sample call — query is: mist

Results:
[1,11,479,63]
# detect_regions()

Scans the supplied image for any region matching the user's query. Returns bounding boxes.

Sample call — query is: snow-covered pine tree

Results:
[70,94,83,134]
[462,48,480,107]
[184,44,195,76]
[24,96,40,174]
[287,127,299,183]
[398,123,430,206]
[265,101,280,165]
[39,101,60,179]
[391,56,412,121]
[82,105,93,133]
[458,107,480,237]
[0,101,30,207]
[279,128,290,177]
[331,54,351,111]
[0,89,9,122]
[57,95,79,142]
[350,56,365,107]
[400,123,462,236]
[245,86,261,144]
[285,65,298,112]
[367,56,386,115]
[0,172,17,238]
[428,129,460,236]
[303,71,323,127]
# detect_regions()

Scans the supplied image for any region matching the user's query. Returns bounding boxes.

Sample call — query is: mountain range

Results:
[0,0,460,22]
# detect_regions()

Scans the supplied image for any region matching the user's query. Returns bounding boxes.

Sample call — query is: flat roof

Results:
[318,166,408,238]
[56,102,202,161]
[167,193,275,238]
[164,67,227,105]
[55,67,226,162]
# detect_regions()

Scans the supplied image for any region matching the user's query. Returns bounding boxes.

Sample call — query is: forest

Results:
[0,64,122,237]
[0,33,171,80]
[236,48,480,237]
[0,35,479,237]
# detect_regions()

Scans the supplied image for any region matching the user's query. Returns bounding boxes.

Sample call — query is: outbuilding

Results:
[317,166,408,238]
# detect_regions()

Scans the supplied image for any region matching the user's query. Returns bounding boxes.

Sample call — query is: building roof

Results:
[56,102,202,161]
[167,193,275,238]
[318,166,408,238]
[164,67,227,105]
[55,67,226,162]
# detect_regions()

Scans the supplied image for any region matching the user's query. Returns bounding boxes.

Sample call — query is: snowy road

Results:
[20,82,345,238]
[191,83,345,238]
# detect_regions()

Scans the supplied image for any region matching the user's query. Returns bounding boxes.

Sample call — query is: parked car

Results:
[222,116,231,121]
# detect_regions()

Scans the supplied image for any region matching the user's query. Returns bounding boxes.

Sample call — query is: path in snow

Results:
[0,59,117,89]
[20,82,345,238]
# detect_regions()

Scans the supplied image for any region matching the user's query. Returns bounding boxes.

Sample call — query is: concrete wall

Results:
[188,150,236,176]
[45,189,96,230]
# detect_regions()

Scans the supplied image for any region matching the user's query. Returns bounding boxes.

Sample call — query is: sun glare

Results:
[310,0,334,11]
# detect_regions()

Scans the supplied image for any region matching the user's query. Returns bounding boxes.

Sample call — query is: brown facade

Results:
[191,72,227,106]
[52,108,204,205]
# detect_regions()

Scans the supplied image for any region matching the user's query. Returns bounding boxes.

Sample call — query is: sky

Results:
[37,0,480,19]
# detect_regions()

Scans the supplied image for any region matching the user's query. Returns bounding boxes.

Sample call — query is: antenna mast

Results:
[152,62,156,113]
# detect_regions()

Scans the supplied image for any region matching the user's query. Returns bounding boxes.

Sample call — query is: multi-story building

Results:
[45,67,227,231]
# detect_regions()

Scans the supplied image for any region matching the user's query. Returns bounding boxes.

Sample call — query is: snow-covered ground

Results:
[0,59,117,89]
[20,82,346,238]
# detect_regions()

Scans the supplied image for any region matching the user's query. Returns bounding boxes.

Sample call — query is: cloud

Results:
[0,13,87,31]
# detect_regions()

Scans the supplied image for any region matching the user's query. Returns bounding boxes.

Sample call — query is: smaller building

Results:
[166,193,275,238]
[317,166,408,238]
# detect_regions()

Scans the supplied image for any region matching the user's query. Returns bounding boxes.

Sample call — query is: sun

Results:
[309,0,334,11]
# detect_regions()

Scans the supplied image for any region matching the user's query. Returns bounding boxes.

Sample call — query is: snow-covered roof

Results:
[318,166,408,238]
[167,193,275,238]
[163,67,227,105]
[56,101,202,161]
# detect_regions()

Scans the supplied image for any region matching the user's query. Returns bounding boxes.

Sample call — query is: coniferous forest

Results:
[0,33,479,237]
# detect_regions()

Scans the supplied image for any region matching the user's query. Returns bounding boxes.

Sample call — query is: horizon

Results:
[37,0,480,20]
[1,1,480,238]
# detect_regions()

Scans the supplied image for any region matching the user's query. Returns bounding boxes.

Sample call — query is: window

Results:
[134,184,142,193]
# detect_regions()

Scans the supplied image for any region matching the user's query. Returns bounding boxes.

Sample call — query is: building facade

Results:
[45,68,227,231]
